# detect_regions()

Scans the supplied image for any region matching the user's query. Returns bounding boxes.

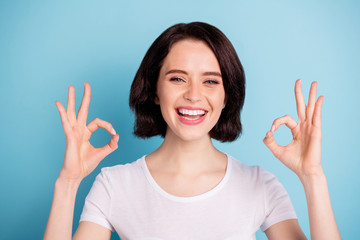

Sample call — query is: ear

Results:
[154,94,160,105]
[223,95,228,109]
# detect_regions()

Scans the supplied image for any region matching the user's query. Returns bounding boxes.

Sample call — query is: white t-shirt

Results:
[80,154,297,240]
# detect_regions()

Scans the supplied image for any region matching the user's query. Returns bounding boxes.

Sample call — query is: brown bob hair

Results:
[129,22,245,142]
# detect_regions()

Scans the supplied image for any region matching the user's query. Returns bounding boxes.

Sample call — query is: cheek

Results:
[157,92,175,120]
[209,93,226,124]
[157,91,171,107]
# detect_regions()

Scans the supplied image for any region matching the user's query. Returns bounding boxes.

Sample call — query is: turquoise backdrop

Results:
[0,0,359,239]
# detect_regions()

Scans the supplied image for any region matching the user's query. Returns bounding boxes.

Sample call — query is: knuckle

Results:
[273,118,280,124]
[94,118,103,124]
[65,133,76,142]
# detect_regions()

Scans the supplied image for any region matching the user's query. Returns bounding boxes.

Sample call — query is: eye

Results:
[170,77,185,82]
[204,79,220,84]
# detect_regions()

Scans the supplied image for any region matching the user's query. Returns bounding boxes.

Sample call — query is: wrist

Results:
[57,168,84,184]
[55,175,82,191]
[298,168,327,190]
[296,163,324,180]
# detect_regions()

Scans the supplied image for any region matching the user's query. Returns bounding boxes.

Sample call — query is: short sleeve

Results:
[79,168,114,232]
[260,169,297,231]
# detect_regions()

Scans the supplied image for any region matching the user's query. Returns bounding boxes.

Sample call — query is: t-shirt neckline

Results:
[140,153,232,202]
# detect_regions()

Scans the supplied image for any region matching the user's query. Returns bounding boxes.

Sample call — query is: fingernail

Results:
[111,128,116,135]
[271,125,275,132]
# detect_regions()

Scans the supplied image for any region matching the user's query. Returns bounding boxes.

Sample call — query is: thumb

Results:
[263,131,284,159]
[95,134,120,162]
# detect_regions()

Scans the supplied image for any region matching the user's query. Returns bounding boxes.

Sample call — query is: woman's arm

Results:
[44,178,112,240]
[44,178,81,240]
[299,168,339,239]
[263,80,341,239]
[43,83,119,240]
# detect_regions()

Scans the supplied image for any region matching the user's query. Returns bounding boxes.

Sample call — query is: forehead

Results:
[160,39,221,73]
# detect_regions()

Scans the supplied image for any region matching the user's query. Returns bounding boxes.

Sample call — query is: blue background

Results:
[1,0,359,239]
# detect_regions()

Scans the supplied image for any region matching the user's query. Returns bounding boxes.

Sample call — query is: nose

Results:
[183,81,201,103]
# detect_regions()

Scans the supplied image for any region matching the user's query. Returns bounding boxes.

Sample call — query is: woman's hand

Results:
[55,83,119,182]
[263,79,324,178]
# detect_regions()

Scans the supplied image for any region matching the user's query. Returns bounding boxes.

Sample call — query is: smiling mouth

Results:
[176,108,207,120]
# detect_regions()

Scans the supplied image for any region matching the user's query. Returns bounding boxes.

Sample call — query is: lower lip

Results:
[177,112,207,125]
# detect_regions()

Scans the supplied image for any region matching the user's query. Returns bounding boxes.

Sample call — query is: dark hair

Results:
[129,22,245,142]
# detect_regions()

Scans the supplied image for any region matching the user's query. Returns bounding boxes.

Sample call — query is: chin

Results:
[180,135,208,142]
[164,120,216,143]
[171,129,212,142]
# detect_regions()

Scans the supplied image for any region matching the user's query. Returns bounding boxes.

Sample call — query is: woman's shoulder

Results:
[227,153,277,184]
[98,155,146,181]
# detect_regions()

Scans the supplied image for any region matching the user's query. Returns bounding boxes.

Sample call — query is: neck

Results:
[147,129,225,175]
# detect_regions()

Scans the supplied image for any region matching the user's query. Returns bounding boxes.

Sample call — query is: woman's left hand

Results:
[263,79,324,178]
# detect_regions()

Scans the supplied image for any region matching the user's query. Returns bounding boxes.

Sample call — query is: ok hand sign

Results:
[263,79,324,178]
[55,83,119,182]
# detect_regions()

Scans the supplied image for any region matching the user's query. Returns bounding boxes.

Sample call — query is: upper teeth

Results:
[178,108,205,115]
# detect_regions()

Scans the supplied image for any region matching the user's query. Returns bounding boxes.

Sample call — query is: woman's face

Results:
[156,38,226,142]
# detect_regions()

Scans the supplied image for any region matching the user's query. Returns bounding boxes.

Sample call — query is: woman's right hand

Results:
[55,83,119,182]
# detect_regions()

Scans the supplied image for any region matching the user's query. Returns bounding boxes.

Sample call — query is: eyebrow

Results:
[165,69,222,77]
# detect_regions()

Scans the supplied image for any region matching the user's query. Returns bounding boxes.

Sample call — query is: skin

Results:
[146,39,228,196]
[43,39,341,240]
[263,80,341,239]
[43,83,117,240]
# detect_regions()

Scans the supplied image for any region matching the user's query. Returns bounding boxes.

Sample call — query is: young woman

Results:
[44,22,341,240]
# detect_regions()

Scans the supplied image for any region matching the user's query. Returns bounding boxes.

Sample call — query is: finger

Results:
[306,81,318,121]
[87,118,116,135]
[77,82,91,125]
[95,134,119,161]
[270,115,298,133]
[55,101,72,135]
[295,79,306,122]
[263,131,285,159]
[87,134,119,169]
[66,85,77,126]
[312,96,324,128]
